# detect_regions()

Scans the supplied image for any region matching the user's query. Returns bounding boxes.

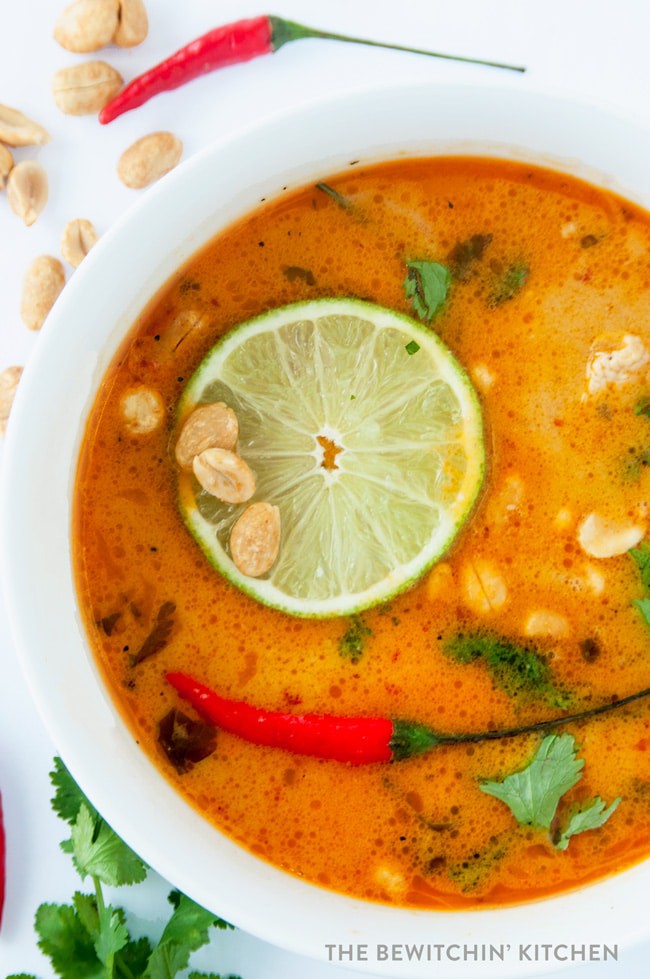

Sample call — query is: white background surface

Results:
[1,1,650,977]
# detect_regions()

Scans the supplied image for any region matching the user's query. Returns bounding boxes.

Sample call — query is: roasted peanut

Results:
[114,0,148,46]
[117,132,182,189]
[0,104,50,147]
[230,502,281,577]
[193,448,255,504]
[0,144,14,191]
[577,512,645,559]
[0,366,23,437]
[461,558,508,615]
[120,385,165,434]
[54,0,119,52]
[175,403,239,471]
[52,61,123,114]
[20,256,66,331]
[524,610,570,639]
[7,161,48,226]
[61,218,98,267]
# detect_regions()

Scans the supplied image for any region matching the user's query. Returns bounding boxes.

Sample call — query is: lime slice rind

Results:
[177,298,485,618]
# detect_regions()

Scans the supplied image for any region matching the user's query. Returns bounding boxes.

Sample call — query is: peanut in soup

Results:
[74,157,650,909]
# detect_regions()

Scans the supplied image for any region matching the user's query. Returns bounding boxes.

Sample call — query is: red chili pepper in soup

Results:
[166,672,650,765]
[99,15,525,124]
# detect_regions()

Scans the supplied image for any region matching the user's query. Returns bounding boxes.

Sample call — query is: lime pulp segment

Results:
[177,298,485,617]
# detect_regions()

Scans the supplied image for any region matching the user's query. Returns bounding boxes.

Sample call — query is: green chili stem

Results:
[271,17,526,73]
[437,684,650,746]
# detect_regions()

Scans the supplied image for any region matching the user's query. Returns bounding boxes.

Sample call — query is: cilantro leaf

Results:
[554,796,621,851]
[34,902,102,979]
[51,757,97,826]
[94,904,129,969]
[115,937,154,976]
[630,542,650,591]
[444,631,570,708]
[69,804,148,887]
[479,734,584,829]
[7,975,39,978]
[632,596,650,626]
[404,260,451,321]
[144,892,231,979]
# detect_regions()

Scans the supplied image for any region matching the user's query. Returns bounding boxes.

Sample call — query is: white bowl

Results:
[3,83,650,979]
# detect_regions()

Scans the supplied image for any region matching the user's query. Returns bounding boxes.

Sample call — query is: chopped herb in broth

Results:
[74,157,650,910]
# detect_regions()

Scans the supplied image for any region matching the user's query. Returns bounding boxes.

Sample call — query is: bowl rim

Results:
[3,79,650,979]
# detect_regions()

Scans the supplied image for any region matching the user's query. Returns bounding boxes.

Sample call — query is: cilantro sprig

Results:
[403,260,451,322]
[480,734,620,849]
[10,759,239,979]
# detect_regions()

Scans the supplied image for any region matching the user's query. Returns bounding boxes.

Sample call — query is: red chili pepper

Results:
[166,671,650,765]
[0,790,5,930]
[99,15,525,125]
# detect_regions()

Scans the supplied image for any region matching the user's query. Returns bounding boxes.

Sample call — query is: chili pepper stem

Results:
[433,683,650,749]
[269,16,526,73]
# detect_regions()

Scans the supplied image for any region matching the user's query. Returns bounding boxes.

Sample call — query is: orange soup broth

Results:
[74,157,650,909]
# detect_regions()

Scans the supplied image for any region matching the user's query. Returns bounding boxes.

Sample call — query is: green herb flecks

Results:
[315,181,354,211]
[405,340,420,355]
[13,758,239,979]
[480,734,619,850]
[634,397,650,418]
[623,446,650,482]
[444,631,571,708]
[447,233,493,280]
[403,260,451,322]
[489,261,529,306]
[339,614,372,663]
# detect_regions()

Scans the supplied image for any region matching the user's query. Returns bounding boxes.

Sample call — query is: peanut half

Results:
[7,161,48,226]
[117,132,182,189]
[193,448,256,504]
[54,0,119,52]
[21,256,66,331]
[0,104,50,147]
[175,403,239,471]
[0,366,24,437]
[0,144,13,191]
[61,218,98,267]
[120,385,165,435]
[230,502,281,578]
[52,61,123,115]
[114,0,148,46]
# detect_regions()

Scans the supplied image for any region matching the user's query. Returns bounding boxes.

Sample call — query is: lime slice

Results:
[177,298,484,617]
